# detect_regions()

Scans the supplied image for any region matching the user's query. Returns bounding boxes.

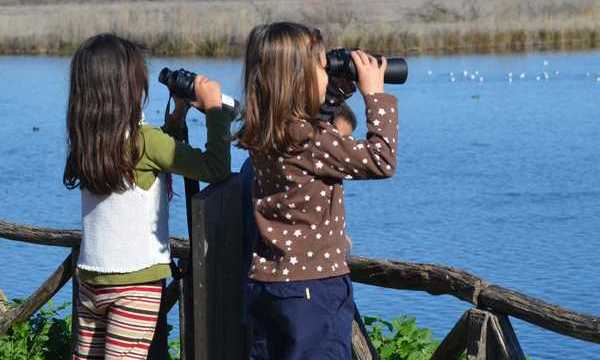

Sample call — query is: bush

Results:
[364,315,446,360]
[0,300,72,360]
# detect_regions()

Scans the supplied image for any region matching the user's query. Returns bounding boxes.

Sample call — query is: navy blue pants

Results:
[248,275,354,360]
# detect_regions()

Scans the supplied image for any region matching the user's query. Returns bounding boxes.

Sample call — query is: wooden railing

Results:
[1,174,599,359]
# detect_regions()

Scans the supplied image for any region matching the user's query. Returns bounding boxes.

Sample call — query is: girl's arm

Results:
[141,109,232,183]
[142,76,232,183]
[299,92,397,180]
[292,51,398,180]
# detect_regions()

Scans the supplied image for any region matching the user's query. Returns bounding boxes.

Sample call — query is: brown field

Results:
[0,0,599,57]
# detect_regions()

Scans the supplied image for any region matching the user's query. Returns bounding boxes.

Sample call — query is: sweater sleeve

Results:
[292,93,398,180]
[142,108,232,183]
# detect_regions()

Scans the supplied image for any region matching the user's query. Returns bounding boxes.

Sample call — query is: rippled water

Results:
[1,51,599,358]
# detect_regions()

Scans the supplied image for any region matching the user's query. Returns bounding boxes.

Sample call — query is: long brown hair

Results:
[63,33,148,195]
[236,22,325,154]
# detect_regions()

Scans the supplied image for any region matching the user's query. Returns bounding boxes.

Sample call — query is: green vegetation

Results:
[0,300,72,360]
[0,300,457,359]
[364,315,461,360]
[0,0,599,57]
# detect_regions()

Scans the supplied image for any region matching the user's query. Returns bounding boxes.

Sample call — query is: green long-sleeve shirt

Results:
[78,108,233,285]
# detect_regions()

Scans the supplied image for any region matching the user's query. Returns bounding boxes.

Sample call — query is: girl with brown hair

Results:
[238,22,399,359]
[64,33,233,359]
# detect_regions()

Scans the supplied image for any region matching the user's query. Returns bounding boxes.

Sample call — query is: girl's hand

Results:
[172,97,191,119]
[350,50,387,96]
[193,75,222,110]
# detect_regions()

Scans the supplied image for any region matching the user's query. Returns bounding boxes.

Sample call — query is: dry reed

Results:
[0,0,599,57]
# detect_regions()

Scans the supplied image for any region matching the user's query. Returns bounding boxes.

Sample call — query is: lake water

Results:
[1,51,600,359]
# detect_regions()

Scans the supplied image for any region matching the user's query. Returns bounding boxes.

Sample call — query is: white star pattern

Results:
[316,206,322,212]
[267,227,273,232]
[310,224,317,230]
[317,266,323,272]
[282,268,289,276]
[290,257,298,265]
[373,119,380,126]
[320,191,326,197]
[259,258,266,263]
[324,252,330,259]
[316,161,323,169]
[316,233,322,239]
[307,251,314,257]
[285,240,293,246]
[332,141,338,147]
[304,195,311,201]
[285,213,292,219]
[293,230,302,237]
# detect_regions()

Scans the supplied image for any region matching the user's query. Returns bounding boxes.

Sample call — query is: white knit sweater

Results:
[78,174,170,273]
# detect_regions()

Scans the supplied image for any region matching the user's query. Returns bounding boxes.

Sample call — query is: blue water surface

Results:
[1,51,599,359]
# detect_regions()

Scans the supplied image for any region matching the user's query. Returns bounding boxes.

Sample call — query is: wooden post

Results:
[432,308,525,360]
[0,288,7,314]
[71,247,79,353]
[431,310,469,360]
[466,309,489,359]
[352,320,373,360]
[188,174,246,359]
[182,192,208,359]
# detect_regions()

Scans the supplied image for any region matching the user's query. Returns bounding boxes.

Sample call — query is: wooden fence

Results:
[1,174,599,359]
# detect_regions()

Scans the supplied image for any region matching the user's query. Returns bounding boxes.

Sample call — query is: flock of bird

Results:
[425,60,600,83]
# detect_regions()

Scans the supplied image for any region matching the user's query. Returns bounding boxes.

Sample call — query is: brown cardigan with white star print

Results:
[248,93,398,282]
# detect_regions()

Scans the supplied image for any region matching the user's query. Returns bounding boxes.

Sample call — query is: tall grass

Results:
[0,0,599,57]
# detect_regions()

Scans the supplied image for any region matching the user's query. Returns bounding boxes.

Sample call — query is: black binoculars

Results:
[326,48,408,84]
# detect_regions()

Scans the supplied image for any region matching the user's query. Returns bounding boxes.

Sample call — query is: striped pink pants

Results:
[73,280,163,360]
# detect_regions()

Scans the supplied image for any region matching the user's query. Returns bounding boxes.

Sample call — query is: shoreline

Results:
[1,1,599,58]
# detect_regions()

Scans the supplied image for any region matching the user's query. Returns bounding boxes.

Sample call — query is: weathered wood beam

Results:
[0,254,73,335]
[2,221,600,344]
[348,256,600,344]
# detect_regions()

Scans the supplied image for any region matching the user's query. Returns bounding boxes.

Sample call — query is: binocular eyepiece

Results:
[326,48,408,84]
